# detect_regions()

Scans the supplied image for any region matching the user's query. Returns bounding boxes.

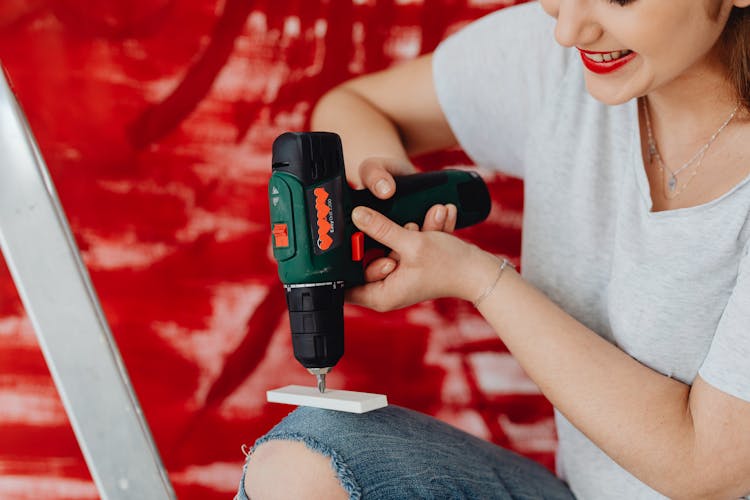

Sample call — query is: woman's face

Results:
[538,0,746,104]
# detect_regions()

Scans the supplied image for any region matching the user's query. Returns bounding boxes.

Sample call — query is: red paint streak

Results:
[129,0,254,148]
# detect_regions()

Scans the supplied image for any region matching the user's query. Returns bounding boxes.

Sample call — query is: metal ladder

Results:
[0,65,176,499]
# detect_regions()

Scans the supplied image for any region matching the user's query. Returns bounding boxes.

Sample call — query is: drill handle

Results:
[350,170,491,237]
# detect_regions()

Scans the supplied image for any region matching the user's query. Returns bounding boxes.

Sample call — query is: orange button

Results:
[272,223,289,248]
[351,231,365,261]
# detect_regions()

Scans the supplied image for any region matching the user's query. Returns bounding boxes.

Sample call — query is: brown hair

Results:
[721,7,750,113]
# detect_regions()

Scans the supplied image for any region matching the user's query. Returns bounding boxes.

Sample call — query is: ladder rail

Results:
[0,66,176,500]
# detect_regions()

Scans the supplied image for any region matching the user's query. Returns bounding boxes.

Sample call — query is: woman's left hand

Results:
[346,205,497,311]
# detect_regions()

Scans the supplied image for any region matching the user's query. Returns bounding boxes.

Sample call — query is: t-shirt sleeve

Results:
[432,1,573,179]
[698,245,750,402]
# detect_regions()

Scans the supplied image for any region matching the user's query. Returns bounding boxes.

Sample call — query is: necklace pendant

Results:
[668,176,677,192]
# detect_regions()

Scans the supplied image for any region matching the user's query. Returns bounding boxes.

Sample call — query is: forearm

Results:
[310,54,456,186]
[348,176,749,498]
[310,86,412,185]
[471,257,703,497]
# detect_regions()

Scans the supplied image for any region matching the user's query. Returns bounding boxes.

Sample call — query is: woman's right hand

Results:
[353,156,459,284]
[354,156,458,233]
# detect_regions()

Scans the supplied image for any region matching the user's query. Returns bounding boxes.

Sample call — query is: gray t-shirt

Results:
[433,2,750,498]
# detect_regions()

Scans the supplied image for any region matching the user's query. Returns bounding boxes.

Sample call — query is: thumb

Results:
[358,157,415,199]
[351,206,408,251]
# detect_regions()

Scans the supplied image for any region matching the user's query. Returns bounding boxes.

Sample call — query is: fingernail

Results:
[434,206,446,224]
[352,206,371,225]
[381,262,395,274]
[375,179,391,196]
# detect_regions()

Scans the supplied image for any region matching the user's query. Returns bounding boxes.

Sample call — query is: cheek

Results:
[705,0,724,21]
[629,5,723,60]
[634,22,722,78]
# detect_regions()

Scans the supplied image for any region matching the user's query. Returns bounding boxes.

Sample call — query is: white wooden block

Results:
[267,385,388,414]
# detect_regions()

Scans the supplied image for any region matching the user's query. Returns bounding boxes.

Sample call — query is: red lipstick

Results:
[578,48,636,75]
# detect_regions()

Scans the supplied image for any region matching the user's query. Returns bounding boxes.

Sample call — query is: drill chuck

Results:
[284,282,344,370]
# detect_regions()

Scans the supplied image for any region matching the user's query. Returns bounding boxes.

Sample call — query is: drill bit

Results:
[308,367,331,393]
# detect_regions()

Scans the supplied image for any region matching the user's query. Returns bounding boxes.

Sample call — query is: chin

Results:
[584,79,635,107]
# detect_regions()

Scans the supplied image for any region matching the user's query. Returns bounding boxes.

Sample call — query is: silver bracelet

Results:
[472,258,515,308]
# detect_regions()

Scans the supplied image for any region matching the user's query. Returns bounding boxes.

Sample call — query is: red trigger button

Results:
[352,232,365,261]
[272,223,289,248]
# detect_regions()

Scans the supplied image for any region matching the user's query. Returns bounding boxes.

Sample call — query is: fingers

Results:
[364,257,397,282]
[355,221,413,303]
[389,222,419,261]
[422,204,457,233]
[445,204,457,233]
[346,280,384,309]
[352,206,410,252]
[358,158,415,199]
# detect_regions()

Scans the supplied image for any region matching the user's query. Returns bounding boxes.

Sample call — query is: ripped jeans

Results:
[237,405,575,499]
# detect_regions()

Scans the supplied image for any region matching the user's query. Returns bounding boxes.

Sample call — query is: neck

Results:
[644,46,742,132]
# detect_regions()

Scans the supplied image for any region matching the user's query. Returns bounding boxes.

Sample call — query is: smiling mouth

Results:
[580,49,633,62]
[577,48,636,74]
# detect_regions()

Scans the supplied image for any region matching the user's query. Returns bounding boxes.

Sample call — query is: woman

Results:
[241,0,750,498]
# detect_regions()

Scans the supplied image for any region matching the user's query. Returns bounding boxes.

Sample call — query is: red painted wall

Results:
[0,1,546,498]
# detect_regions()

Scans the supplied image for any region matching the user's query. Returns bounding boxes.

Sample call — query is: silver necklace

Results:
[642,97,739,199]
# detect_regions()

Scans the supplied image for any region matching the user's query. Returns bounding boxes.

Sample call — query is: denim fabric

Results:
[237,405,575,499]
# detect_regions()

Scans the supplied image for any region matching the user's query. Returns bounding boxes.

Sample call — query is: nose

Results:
[551,0,602,48]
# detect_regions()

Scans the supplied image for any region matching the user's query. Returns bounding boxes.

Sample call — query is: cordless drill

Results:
[269,132,491,392]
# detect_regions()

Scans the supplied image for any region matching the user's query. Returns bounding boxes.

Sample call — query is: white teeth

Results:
[584,49,631,63]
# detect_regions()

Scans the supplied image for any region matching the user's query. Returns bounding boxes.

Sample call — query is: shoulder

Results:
[439,2,558,52]
[473,1,555,31]
[434,1,576,98]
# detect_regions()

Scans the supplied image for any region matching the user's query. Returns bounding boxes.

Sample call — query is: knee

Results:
[244,439,349,500]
